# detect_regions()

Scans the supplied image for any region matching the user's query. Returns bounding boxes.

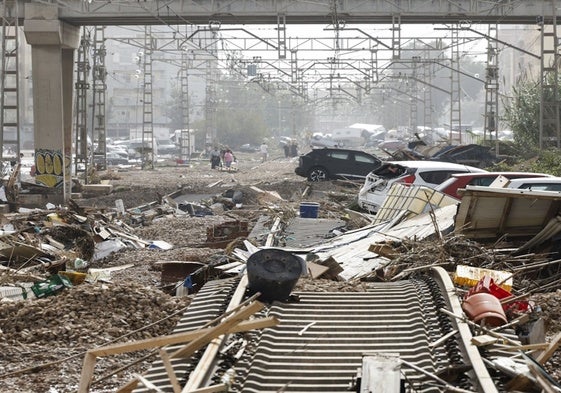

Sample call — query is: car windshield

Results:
[373,163,406,178]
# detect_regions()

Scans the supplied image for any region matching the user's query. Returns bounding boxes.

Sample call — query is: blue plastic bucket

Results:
[299,202,319,218]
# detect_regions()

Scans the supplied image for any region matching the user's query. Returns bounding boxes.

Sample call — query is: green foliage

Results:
[530,149,561,176]
[502,72,561,149]
[488,148,561,176]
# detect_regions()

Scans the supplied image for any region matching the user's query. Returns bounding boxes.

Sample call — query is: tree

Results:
[164,86,187,132]
[501,71,561,152]
[502,77,541,149]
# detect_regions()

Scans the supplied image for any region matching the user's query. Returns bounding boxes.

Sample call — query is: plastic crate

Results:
[31,274,73,298]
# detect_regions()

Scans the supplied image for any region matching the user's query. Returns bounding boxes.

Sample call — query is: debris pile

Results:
[0,281,189,392]
[2,156,561,390]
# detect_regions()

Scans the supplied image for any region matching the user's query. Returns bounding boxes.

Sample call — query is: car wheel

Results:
[308,167,328,181]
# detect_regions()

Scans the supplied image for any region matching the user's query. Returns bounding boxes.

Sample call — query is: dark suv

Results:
[295,148,382,181]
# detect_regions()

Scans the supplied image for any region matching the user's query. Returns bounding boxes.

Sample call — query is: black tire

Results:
[308,166,328,181]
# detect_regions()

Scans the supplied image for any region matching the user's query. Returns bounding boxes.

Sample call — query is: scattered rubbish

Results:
[30,274,73,298]
[299,201,319,218]
[206,221,249,248]
[148,240,173,250]
[115,199,125,214]
[454,265,513,291]
[462,291,508,327]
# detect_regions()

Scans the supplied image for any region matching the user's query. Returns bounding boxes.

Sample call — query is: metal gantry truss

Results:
[74,26,108,180]
[539,5,561,149]
[91,26,107,171]
[484,23,499,143]
[0,0,19,161]
[74,27,91,180]
[106,22,507,147]
[449,24,462,142]
[179,50,192,163]
[141,25,155,169]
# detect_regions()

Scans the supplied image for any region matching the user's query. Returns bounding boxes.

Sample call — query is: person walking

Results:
[290,141,298,157]
[223,148,234,170]
[260,141,268,163]
[210,146,221,169]
[283,143,290,158]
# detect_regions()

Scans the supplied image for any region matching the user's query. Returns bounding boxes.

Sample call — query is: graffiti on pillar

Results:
[34,149,65,188]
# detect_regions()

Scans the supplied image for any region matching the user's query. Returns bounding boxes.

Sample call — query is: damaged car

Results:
[429,143,498,168]
[357,161,486,213]
[435,172,553,199]
[295,148,382,181]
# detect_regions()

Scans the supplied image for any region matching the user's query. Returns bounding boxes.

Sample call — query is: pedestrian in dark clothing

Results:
[210,147,221,169]
[290,141,298,157]
[283,143,290,158]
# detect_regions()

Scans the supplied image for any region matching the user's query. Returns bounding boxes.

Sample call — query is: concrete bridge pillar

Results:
[23,4,80,201]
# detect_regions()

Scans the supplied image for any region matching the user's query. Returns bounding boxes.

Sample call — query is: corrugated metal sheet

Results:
[283,217,347,248]
[305,205,457,280]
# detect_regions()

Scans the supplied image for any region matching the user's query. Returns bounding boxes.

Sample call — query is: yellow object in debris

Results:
[453,265,513,291]
[58,271,87,285]
[47,213,64,223]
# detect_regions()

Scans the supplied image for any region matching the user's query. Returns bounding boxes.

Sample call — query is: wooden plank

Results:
[171,302,264,359]
[536,332,561,365]
[368,243,399,259]
[91,317,277,356]
[181,275,250,392]
[265,217,282,247]
[189,384,228,393]
[321,256,344,278]
[115,379,138,393]
[306,261,330,279]
[77,353,98,393]
[471,334,498,347]
[159,349,181,393]
[82,317,278,393]
[135,374,165,393]
[115,299,263,393]
[528,364,557,393]
[494,343,549,352]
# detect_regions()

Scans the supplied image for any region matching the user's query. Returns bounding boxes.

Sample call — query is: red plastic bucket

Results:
[462,292,507,327]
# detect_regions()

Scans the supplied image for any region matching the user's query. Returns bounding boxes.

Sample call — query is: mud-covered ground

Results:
[1,147,561,392]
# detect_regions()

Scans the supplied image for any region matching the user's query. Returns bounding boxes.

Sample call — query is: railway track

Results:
[131,267,497,393]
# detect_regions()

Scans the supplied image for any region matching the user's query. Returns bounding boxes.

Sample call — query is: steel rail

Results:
[131,267,498,392]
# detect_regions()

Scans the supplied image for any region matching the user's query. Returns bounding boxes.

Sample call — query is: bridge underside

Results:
[19,0,561,26]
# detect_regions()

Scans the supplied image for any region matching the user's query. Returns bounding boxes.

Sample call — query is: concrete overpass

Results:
[17,0,561,26]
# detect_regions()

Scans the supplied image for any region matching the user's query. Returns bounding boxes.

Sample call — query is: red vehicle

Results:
[435,172,552,199]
